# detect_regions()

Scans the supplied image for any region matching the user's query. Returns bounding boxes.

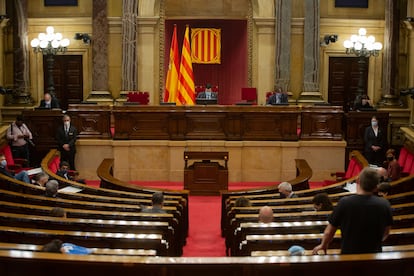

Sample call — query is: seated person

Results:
[39,92,60,109]
[312,193,333,211]
[56,161,86,184]
[42,239,93,255]
[0,153,30,183]
[196,83,217,100]
[50,207,66,218]
[266,86,288,105]
[353,94,373,111]
[33,172,49,187]
[377,182,391,198]
[258,206,273,223]
[234,196,251,207]
[278,182,298,198]
[384,149,401,181]
[142,192,166,213]
[45,180,59,198]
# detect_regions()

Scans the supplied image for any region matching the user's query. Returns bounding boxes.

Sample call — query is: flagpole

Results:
[164,24,179,103]
[177,25,195,105]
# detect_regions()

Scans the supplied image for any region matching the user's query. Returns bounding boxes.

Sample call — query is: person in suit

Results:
[266,86,288,105]
[353,94,373,111]
[142,192,166,213]
[278,181,298,198]
[258,206,274,223]
[56,114,77,170]
[364,116,386,166]
[196,83,217,100]
[39,92,60,109]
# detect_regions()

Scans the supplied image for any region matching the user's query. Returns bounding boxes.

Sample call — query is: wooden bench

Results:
[1,250,414,276]
[230,213,414,256]
[0,242,157,256]
[251,244,414,256]
[238,227,414,256]
[0,212,181,256]
[220,158,313,235]
[0,226,170,256]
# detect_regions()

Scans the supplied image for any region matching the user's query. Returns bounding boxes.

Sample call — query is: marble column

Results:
[9,0,32,105]
[0,17,9,87]
[404,3,414,125]
[297,0,323,103]
[274,0,291,92]
[87,0,113,103]
[121,0,138,92]
[378,0,404,106]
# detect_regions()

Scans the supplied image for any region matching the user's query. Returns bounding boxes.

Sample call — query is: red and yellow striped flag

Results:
[177,25,195,105]
[191,28,221,64]
[164,25,179,103]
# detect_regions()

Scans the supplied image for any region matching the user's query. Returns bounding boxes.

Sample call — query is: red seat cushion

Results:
[0,144,15,166]
[402,153,414,174]
[49,156,60,174]
[345,158,357,179]
[398,147,408,167]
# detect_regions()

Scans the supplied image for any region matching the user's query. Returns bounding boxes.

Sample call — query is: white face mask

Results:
[371,121,378,127]
[1,160,7,167]
[64,121,70,128]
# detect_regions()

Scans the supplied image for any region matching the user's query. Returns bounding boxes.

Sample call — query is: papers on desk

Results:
[343,182,357,193]
[58,186,83,193]
[27,167,43,176]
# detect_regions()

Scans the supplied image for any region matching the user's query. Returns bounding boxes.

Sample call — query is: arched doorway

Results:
[159,0,253,104]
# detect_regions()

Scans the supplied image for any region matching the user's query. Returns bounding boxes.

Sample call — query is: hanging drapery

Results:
[191,28,221,64]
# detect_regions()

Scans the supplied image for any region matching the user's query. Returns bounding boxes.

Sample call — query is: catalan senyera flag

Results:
[191,28,221,64]
[177,25,195,105]
[164,25,179,103]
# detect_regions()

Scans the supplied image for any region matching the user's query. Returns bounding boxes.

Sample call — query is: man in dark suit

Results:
[196,83,217,100]
[39,92,60,109]
[56,114,77,170]
[266,87,288,105]
[364,116,386,166]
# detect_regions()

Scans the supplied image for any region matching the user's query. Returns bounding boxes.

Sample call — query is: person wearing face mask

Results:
[6,115,33,164]
[384,148,401,181]
[0,153,30,183]
[353,94,373,111]
[39,92,60,109]
[364,116,386,166]
[56,114,77,170]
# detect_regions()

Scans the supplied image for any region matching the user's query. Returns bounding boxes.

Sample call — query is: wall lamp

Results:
[320,34,338,46]
[74,33,91,44]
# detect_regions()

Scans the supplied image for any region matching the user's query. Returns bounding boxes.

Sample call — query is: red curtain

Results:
[165,20,247,105]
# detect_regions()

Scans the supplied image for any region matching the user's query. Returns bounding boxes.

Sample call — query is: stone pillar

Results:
[0,17,9,87]
[121,0,138,91]
[136,1,159,103]
[404,2,414,125]
[297,0,324,104]
[9,0,32,105]
[378,0,404,106]
[274,0,291,93]
[86,0,113,103]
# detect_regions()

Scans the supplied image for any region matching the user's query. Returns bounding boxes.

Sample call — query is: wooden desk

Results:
[67,104,111,139]
[184,151,229,195]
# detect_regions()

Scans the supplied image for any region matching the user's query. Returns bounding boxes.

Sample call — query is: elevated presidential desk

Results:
[113,105,301,141]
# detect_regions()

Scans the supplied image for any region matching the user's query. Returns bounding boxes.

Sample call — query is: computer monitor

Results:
[196,99,218,105]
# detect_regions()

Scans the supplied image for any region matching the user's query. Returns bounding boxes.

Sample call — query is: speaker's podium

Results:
[184,151,229,195]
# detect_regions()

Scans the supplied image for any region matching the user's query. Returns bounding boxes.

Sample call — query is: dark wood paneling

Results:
[22,109,63,166]
[112,105,301,141]
[301,106,343,140]
[67,104,112,139]
[328,57,368,111]
[44,55,83,110]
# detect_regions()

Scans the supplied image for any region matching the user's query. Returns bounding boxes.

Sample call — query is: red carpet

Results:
[182,196,225,256]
